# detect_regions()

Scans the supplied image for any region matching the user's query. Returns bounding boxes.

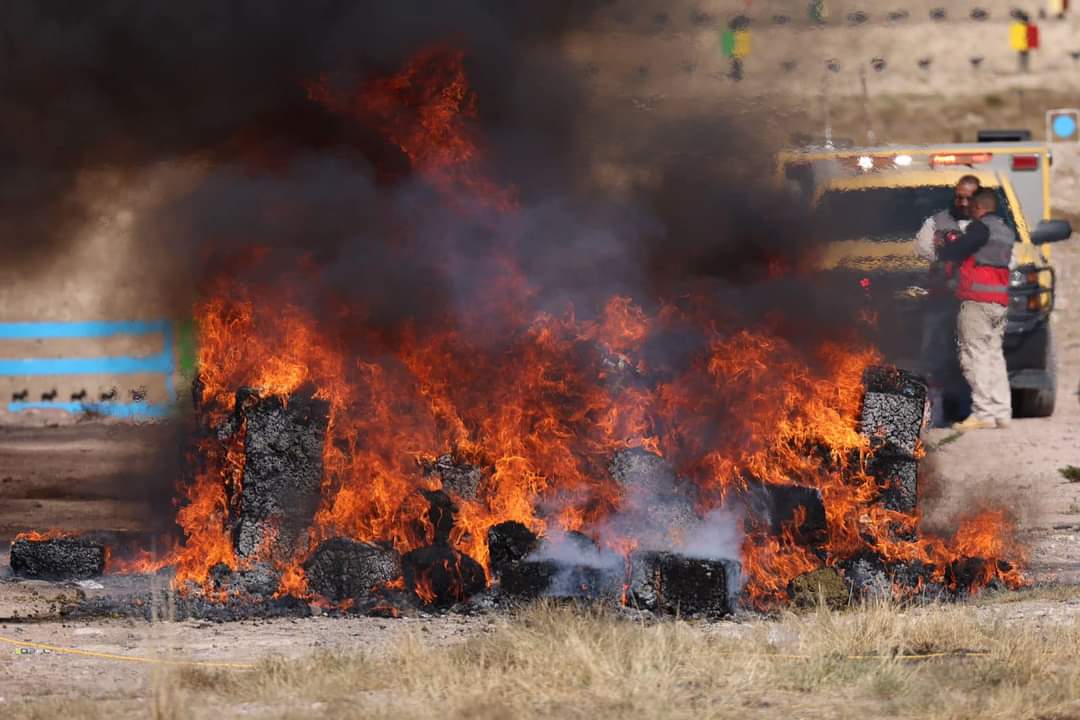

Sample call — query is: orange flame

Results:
[14,529,71,541]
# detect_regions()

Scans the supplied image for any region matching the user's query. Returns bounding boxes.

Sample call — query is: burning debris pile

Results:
[13,361,1024,619]
[8,46,1028,620]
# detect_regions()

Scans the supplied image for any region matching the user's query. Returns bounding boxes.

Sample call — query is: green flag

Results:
[722,30,750,59]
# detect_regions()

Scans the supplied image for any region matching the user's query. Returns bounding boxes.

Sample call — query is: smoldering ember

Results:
[9,48,1027,622]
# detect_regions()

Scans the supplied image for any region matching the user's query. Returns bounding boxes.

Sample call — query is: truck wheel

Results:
[1014,326,1057,418]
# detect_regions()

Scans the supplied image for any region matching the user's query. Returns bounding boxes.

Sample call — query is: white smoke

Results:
[526,449,745,598]
[678,507,744,562]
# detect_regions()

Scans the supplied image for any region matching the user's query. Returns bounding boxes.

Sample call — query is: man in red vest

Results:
[936,189,1014,430]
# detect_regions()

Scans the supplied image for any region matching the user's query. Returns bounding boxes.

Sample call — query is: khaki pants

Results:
[957,300,1011,422]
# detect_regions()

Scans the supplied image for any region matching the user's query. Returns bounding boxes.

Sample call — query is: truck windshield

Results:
[815,186,1017,242]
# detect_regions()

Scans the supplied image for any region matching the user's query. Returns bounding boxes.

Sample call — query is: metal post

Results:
[860,65,875,145]
[822,73,832,148]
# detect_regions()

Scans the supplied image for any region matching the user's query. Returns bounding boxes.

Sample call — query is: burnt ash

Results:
[11,538,105,580]
[63,592,313,623]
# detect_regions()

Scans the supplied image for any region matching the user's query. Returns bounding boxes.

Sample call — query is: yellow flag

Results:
[1010,21,1029,52]
[733,30,752,59]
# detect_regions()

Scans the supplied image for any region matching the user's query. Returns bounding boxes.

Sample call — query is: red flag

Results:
[1027,23,1040,50]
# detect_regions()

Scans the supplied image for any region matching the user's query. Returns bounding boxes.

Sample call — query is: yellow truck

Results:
[779,138,1072,418]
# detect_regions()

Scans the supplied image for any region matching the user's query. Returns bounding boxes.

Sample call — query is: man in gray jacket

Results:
[914,175,980,424]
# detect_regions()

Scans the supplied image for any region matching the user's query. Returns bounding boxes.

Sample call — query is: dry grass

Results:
[976,583,1080,605]
[12,600,1079,720]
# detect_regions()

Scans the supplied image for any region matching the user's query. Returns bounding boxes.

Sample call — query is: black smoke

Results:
[0,1,596,261]
[4,1,877,357]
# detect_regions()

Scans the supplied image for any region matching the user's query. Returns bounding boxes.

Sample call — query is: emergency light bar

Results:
[930,152,993,167]
[840,154,915,172]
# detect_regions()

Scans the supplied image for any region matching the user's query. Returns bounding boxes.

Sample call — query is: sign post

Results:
[1010,18,1039,72]
[722,17,751,81]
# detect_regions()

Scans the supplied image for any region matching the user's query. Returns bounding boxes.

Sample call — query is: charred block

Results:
[304,538,402,603]
[209,563,280,598]
[945,557,993,592]
[840,554,941,601]
[743,482,827,547]
[860,366,928,459]
[419,490,457,546]
[423,454,483,501]
[628,551,738,617]
[866,456,918,515]
[610,448,678,495]
[233,388,329,560]
[11,537,105,580]
[863,365,929,400]
[498,533,626,604]
[609,448,699,549]
[498,557,623,602]
[891,560,939,596]
[548,563,622,600]
[402,545,486,608]
[839,554,892,601]
[498,559,558,600]
[487,521,539,575]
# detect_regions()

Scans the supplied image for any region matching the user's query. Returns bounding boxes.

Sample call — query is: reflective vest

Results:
[955,214,1014,306]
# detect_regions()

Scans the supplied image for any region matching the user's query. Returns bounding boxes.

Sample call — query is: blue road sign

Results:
[1052,114,1078,139]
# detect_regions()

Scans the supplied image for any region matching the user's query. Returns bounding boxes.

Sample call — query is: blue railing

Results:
[0,320,176,419]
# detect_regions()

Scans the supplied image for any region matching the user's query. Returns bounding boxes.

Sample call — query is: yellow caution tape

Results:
[0,634,255,669]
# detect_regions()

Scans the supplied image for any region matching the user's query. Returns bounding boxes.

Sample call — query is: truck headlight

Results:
[1010,268,1041,287]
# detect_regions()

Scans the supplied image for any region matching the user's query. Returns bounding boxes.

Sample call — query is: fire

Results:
[275,563,309,599]
[413,569,437,606]
[14,529,70,541]
[98,45,1026,608]
[306,46,515,212]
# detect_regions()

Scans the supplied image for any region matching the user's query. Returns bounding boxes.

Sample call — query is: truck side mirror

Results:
[1031,219,1073,245]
